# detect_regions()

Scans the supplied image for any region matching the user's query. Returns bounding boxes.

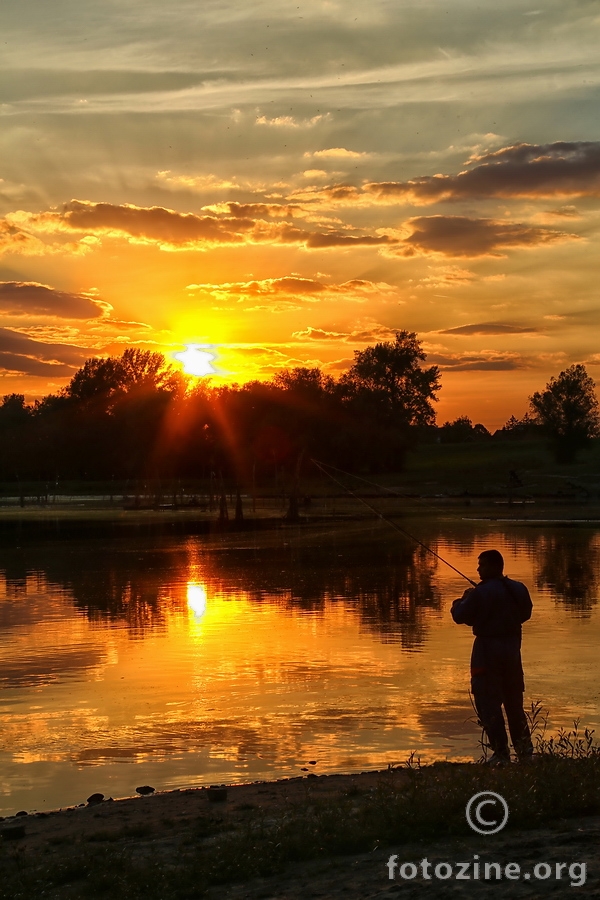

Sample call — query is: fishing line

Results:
[311,459,467,516]
[311,458,477,587]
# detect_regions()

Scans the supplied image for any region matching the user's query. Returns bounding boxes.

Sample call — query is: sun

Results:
[174,344,217,377]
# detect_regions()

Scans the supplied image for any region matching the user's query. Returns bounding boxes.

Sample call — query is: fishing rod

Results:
[311,459,461,510]
[311,458,477,587]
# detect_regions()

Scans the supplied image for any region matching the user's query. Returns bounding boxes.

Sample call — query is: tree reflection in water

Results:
[533,530,600,614]
[0,526,442,646]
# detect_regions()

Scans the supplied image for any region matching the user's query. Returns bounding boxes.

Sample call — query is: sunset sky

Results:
[1,0,599,428]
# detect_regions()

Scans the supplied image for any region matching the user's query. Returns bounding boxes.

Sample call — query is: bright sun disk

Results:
[174,344,217,377]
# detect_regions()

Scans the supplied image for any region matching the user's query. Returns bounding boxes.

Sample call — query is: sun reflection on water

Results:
[187,582,208,620]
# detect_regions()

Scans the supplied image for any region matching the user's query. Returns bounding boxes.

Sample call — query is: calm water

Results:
[1,520,599,816]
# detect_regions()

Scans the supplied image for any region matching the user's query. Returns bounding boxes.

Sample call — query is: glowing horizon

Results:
[1,1,599,429]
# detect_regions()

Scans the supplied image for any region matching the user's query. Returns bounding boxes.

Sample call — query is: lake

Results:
[1,518,599,816]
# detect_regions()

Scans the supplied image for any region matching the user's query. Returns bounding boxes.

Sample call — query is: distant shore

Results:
[1,493,600,540]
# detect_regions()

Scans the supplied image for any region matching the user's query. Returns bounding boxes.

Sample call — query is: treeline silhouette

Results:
[0,333,446,485]
[7,330,593,488]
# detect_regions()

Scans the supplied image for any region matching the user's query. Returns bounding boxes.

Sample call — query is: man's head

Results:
[477,549,504,580]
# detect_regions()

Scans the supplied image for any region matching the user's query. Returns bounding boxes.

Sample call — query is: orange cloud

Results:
[307,148,369,159]
[256,114,327,128]
[0,220,51,256]
[418,266,476,288]
[186,276,399,304]
[291,323,398,342]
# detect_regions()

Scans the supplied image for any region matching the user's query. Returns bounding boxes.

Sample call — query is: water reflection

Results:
[532,531,600,613]
[187,583,208,620]
[1,522,600,816]
[0,527,442,647]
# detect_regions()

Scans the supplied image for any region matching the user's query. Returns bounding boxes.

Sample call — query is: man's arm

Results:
[451,587,479,625]
[509,580,533,623]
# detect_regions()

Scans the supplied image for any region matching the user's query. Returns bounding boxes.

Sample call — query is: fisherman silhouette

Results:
[451,549,534,764]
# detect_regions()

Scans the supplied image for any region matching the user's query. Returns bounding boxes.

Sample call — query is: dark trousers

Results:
[471,637,533,758]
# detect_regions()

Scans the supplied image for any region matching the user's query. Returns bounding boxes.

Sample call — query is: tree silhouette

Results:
[439,416,490,443]
[339,331,441,427]
[529,364,600,463]
[0,337,447,484]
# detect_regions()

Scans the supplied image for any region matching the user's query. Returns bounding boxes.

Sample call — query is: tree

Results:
[65,348,183,409]
[439,416,490,443]
[272,366,335,397]
[339,331,441,427]
[529,364,600,463]
[0,394,32,481]
[499,412,540,439]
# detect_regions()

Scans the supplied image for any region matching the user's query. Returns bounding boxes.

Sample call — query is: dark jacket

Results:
[451,576,532,640]
[452,576,532,688]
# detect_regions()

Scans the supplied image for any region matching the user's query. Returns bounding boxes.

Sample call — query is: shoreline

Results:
[2,762,599,898]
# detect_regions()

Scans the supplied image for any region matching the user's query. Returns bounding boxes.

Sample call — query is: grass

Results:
[2,715,600,899]
[3,438,600,505]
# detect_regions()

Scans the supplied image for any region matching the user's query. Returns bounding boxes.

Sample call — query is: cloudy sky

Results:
[1,0,599,427]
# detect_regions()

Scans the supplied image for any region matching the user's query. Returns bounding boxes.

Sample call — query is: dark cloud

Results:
[399,215,576,257]
[53,200,253,245]
[30,201,394,252]
[365,142,600,203]
[0,327,89,376]
[0,352,77,376]
[305,231,395,249]
[289,183,363,205]
[203,201,305,219]
[427,352,525,371]
[0,281,105,318]
[440,322,539,335]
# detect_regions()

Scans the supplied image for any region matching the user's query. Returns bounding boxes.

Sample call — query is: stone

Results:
[135,785,155,795]
[15,811,28,817]
[87,793,104,805]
